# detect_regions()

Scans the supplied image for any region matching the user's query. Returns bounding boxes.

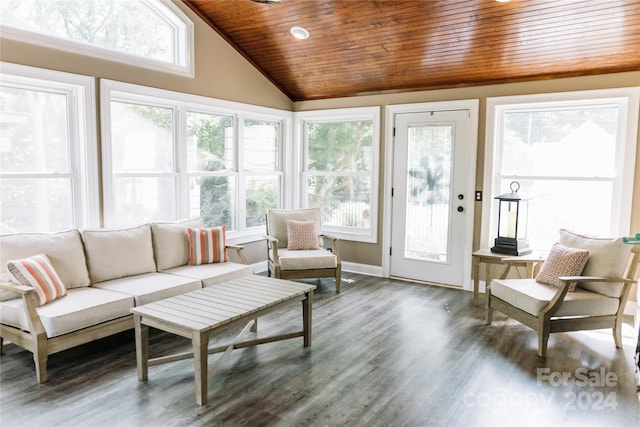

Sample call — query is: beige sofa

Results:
[0,218,253,383]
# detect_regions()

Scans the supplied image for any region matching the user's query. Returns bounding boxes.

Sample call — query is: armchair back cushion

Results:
[267,208,323,249]
[151,217,204,270]
[82,224,156,283]
[0,230,90,301]
[558,228,631,298]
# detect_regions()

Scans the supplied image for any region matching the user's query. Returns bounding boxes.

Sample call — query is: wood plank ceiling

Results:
[183,0,640,102]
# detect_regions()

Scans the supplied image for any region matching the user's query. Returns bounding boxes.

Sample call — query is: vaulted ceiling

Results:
[183,0,640,102]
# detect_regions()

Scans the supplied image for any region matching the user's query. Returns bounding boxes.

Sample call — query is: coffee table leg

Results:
[134,314,148,381]
[303,290,313,347]
[193,331,209,405]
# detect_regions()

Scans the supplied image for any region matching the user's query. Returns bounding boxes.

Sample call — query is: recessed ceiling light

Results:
[290,26,310,40]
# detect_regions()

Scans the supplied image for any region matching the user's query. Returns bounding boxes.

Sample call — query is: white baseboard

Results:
[342,261,384,277]
[252,260,383,278]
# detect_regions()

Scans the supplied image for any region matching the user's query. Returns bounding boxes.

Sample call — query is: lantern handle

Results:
[510,181,520,193]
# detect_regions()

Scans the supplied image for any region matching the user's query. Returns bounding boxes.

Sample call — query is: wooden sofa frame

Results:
[0,245,248,384]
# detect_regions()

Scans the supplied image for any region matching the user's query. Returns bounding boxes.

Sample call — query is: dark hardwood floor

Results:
[1,272,639,426]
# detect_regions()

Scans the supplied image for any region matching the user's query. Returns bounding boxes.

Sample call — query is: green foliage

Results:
[245,178,277,228]
[306,120,373,220]
[409,156,446,204]
[198,177,232,228]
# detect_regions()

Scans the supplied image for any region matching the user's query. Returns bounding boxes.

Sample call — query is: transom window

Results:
[483,88,639,250]
[0,0,194,77]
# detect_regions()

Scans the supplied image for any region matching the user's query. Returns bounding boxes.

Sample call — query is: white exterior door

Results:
[390,109,475,286]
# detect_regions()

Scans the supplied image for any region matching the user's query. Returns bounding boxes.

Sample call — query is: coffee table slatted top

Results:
[131,275,316,333]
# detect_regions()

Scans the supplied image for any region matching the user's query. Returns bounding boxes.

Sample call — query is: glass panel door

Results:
[391,110,471,286]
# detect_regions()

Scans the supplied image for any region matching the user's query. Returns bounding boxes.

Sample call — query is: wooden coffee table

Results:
[131,275,315,405]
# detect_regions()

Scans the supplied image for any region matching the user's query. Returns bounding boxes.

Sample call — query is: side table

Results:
[471,248,545,306]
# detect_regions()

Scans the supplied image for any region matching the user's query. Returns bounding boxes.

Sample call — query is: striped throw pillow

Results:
[6,254,67,306]
[188,226,228,265]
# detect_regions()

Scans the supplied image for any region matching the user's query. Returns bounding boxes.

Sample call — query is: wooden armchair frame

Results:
[265,209,341,293]
[485,246,640,359]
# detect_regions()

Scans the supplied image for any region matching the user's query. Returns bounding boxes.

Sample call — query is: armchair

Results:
[485,229,640,359]
[265,208,341,293]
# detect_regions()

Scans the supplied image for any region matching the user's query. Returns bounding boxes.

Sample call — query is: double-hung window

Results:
[0,63,98,233]
[296,107,380,243]
[483,88,639,250]
[101,80,287,239]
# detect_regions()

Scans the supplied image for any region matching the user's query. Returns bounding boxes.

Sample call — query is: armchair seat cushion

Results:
[272,249,337,271]
[491,278,619,317]
[163,263,253,287]
[92,272,201,306]
[0,287,134,338]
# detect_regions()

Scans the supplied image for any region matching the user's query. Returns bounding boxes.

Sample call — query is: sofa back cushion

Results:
[151,217,204,270]
[558,228,632,298]
[0,230,90,301]
[82,224,156,283]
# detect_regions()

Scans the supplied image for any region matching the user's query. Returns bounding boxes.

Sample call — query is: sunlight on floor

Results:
[580,320,637,346]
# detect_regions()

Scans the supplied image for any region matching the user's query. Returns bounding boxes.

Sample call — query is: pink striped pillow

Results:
[6,254,67,306]
[188,226,228,265]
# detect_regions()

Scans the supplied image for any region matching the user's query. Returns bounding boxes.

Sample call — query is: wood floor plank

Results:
[1,272,638,426]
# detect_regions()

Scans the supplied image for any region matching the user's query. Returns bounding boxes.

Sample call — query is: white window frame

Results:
[294,107,381,243]
[100,79,291,243]
[0,0,194,78]
[482,87,640,249]
[238,116,286,232]
[0,62,99,231]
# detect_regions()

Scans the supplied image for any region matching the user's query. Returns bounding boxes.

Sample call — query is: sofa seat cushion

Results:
[92,272,201,306]
[163,262,253,287]
[491,278,619,317]
[271,249,337,271]
[0,287,134,338]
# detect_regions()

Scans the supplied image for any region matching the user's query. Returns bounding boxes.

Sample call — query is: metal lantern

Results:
[491,181,532,256]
